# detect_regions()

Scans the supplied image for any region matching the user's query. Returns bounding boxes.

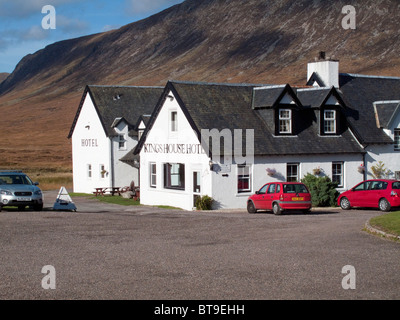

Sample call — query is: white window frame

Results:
[100,164,106,179]
[150,162,157,188]
[394,129,400,151]
[279,109,292,134]
[87,164,92,179]
[287,163,299,182]
[332,161,344,188]
[170,111,178,132]
[237,164,252,193]
[324,110,337,134]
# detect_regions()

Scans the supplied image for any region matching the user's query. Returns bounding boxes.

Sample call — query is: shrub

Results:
[301,173,339,207]
[195,195,214,210]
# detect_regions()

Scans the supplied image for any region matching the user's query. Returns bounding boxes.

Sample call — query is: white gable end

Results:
[71,92,111,193]
[139,90,211,210]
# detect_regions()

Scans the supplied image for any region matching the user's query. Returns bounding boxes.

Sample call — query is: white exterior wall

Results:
[211,154,364,209]
[71,94,111,193]
[366,111,400,178]
[140,91,212,211]
[111,121,139,189]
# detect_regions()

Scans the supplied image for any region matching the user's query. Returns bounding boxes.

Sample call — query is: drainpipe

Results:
[109,137,115,188]
[363,151,367,181]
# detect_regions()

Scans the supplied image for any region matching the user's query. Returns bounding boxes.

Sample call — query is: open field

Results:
[0,166,73,191]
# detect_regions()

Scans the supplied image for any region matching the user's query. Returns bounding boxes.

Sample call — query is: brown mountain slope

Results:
[0,73,9,83]
[0,0,400,169]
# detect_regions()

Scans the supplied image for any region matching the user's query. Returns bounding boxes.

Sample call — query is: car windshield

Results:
[392,181,400,189]
[0,175,33,185]
[283,184,308,194]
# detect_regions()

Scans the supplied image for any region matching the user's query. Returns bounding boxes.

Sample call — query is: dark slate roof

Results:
[252,85,286,108]
[134,80,364,157]
[296,87,333,108]
[373,101,400,129]
[252,84,302,109]
[68,85,164,138]
[339,73,400,145]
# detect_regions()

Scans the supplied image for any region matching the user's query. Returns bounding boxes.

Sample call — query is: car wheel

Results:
[247,201,257,214]
[379,198,391,212]
[340,197,351,210]
[273,202,282,215]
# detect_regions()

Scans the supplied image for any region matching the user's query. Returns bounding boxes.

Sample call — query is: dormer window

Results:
[279,109,292,134]
[324,110,336,134]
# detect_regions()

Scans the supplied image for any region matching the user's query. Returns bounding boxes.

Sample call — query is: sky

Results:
[0,0,185,73]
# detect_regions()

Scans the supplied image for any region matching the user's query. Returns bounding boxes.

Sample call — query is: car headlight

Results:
[0,190,13,195]
[34,190,42,196]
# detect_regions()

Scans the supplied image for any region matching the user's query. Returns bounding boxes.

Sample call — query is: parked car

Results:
[0,171,43,211]
[338,179,400,212]
[247,182,312,215]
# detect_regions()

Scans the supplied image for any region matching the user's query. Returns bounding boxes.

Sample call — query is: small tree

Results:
[371,161,391,179]
[301,173,339,207]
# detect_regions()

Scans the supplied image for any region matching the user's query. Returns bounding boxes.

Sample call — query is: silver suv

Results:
[0,171,43,211]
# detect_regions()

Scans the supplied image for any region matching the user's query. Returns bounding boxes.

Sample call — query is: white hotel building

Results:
[70,58,400,210]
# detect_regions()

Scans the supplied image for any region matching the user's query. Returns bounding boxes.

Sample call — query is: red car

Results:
[247,182,312,215]
[338,179,400,212]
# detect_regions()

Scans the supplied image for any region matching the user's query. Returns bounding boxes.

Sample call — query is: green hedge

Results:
[301,173,339,207]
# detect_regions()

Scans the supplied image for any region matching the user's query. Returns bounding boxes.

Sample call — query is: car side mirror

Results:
[34,182,39,186]
[255,191,259,195]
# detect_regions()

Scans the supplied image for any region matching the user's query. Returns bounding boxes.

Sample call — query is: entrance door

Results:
[193,171,201,208]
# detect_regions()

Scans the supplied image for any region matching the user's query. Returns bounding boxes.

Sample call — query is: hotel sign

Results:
[143,143,204,155]
[81,139,99,147]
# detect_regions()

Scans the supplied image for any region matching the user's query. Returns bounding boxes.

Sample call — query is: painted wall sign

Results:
[81,139,99,147]
[143,143,205,155]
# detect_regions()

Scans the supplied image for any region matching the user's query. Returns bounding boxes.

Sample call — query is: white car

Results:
[0,171,43,211]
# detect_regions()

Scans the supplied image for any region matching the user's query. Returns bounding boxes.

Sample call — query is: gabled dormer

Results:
[252,84,303,136]
[297,86,348,136]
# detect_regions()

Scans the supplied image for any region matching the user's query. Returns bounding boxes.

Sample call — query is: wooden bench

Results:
[94,187,121,196]
[94,187,107,196]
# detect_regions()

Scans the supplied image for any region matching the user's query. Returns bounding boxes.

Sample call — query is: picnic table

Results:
[93,187,121,196]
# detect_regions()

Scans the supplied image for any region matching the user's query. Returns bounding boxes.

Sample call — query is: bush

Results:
[301,173,339,207]
[195,195,214,210]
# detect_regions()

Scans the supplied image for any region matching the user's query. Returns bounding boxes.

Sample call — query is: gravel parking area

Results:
[0,191,399,300]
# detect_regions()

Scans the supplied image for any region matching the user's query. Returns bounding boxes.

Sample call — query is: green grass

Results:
[369,211,400,238]
[69,193,182,210]
[95,195,141,206]
[70,193,141,206]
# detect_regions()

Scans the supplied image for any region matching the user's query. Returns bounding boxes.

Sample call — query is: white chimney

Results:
[307,52,339,88]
